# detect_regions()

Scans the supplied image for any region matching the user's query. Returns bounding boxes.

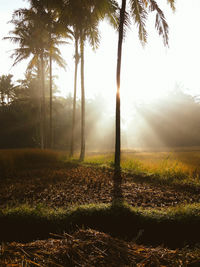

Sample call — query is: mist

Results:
[85,88,200,152]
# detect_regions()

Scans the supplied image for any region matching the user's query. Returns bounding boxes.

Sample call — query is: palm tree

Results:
[48,41,67,148]
[45,17,69,149]
[4,17,47,148]
[70,29,80,157]
[115,0,175,170]
[62,0,118,160]
[28,0,70,148]
[6,2,68,149]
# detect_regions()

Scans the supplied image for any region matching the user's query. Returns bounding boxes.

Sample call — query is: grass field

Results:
[1,148,200,266]
[85,149,200,187]
[1,147,200,178]
[86,149,200,174]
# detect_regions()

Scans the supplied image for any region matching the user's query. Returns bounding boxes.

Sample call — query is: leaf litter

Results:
[0,166,199,209]
[1,228,200,266]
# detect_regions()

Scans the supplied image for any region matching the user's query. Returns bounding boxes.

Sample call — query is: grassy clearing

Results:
[2,148,200,179]
[1,201,200,247]
[2,148,200,190]
[84,151,200,187]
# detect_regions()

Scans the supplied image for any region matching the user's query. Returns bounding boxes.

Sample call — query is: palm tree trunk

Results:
[41,53,46,149]
[79,35,85,161]
[49,53,53,149]
[115,0,126,170]
[37,60,44,149]
[70,35,79,157]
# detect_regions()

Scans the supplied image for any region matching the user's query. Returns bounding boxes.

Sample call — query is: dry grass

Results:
[2,228,200,267]
[85,149,200,181]
[0,149,67,178]
[2,148,200,178]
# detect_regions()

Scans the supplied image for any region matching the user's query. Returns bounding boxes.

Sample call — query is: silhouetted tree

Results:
[5,2,68,148]
[61,0,118,160]
[115,0,175,169]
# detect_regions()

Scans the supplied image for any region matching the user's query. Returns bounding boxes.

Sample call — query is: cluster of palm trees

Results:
[6,0,175,169]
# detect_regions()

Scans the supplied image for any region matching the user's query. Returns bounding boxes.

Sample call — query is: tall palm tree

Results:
[4,17,46,148]
[62,0,118,160]
[115,0,175,170]
[69,29,80,157]
[28,0,71,148]
[5,4,67,149]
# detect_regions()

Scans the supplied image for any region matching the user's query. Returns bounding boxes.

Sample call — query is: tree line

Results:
[3,0,175,169]
[2,75,200,151]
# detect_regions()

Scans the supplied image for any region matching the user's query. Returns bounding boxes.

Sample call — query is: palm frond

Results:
[104,0,119,29]
[86,23,100,51]
[26,55,38,72]
[123,10,131,39]
[149,0,169,46]
[52,53,67,69]
[3,36,21,43]
[130,0,148,44]
[167,0,176,12]
[11,50,31,66]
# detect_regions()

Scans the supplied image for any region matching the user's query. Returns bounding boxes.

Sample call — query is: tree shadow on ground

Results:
[112,168,124,203]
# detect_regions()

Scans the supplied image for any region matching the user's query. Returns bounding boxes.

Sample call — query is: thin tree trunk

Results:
[79,35,85,161]
[38,60,44,149]
[49,53,53,149]
[41,53,46,149]
[70,35,79,157]
[115,0,126,170]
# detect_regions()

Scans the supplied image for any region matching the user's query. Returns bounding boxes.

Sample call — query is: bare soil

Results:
[1,165,200,209]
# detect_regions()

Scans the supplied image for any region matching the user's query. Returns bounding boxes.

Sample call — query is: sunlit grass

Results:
[84,150,200,185]
[122,151,200,182]
[84,153,114,167]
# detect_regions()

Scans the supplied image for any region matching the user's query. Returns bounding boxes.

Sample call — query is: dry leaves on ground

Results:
[0,166,199,209]
[1,228,200,266]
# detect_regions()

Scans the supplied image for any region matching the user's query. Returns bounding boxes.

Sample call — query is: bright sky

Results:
[1,0,200,110]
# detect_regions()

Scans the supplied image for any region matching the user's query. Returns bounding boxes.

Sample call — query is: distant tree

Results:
[0,74,16,105]
[114,0,175,170]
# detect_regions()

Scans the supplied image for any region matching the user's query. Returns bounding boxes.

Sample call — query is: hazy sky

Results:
[1,0,200,110]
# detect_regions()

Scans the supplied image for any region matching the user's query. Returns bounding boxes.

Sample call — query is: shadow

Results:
[112,168,124,203]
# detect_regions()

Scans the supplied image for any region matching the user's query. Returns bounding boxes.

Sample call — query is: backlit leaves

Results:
[130,0,148,44]
[127,0,175,46]
[149,0,169,46]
